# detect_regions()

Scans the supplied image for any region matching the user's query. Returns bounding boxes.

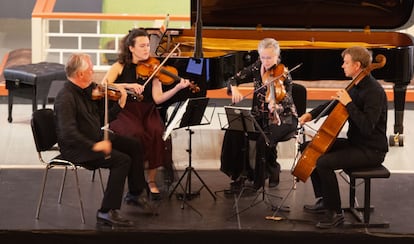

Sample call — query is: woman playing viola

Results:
[102,28,191,200]
[221,38,298,191]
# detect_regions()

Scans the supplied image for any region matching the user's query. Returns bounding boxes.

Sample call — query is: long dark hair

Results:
[118,28,148,65]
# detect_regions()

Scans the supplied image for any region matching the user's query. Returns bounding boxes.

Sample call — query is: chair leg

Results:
[349,176,356,209]
[35,166,50,220]
[344,176,390,228]
[58,167,68,203]
[364,179,371,223]
[98,168,105,194]
[73,168,85,224]
[91,169,96,182]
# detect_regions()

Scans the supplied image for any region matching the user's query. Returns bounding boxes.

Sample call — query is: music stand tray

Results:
[224,106,256,133]
[167,97,216,213]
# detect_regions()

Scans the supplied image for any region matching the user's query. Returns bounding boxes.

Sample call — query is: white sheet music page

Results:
[162,99,189,141]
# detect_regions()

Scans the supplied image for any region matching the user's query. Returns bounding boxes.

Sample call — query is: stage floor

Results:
[1,104,414,243]
[0,167,413,234]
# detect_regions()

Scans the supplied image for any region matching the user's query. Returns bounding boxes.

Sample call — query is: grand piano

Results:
[158,0,414,145]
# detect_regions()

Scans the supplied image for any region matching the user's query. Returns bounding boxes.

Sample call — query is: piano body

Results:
[158,0,414,145]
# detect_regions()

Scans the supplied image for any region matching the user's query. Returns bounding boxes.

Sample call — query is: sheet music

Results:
[162,98,189,141]
[224,106,255,132]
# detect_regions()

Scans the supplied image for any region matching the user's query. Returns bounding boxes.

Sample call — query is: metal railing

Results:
[31,0,190,70]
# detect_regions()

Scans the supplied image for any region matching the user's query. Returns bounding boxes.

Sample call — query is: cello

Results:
[292,54,386,182]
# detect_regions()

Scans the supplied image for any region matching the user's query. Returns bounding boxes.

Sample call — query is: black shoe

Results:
[223,180,242,196]
[149,192,161,201]
[268,171,280,188]
[230,179,244,191]
[124,192,154,214]
[253,182,264,191]
[96,210,134,227]
[148,181,162,201]
[303,198,327,214]
[316,210,345,229]
[268,163,281,188]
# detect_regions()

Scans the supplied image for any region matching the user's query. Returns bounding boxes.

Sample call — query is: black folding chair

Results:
[31,108,104,223]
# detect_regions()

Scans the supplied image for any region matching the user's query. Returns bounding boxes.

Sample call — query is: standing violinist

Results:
[102,28,191,200]
[221,38,298,191]
[300,46,388,229]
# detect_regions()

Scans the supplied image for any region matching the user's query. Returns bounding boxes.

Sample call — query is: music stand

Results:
[167,97,216,213]
[216,106,258,196]
[221,106,285,222]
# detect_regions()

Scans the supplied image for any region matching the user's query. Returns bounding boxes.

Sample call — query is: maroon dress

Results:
[109,63,167,169]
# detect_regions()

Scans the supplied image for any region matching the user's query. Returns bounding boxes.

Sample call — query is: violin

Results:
[262,64,288,125]
[136,57,200,93]
[91,83,143,101]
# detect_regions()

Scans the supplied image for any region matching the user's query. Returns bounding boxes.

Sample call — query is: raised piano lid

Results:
[191,0,414,30]
[182,0,414,50]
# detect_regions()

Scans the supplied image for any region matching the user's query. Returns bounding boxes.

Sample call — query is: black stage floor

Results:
[0,168,413,243]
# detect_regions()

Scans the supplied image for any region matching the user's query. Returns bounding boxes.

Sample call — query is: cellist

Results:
[220,38,298,192]
[300,46,388,229]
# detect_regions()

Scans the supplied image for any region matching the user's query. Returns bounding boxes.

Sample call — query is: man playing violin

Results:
[54,53,152,227]
[300,46,388,229]
[102,28,191,200]
[221,38,298,191]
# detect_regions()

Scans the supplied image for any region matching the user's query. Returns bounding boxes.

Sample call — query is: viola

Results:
[262,64,288,125]
[91,83,143,101]
[136,57,200,93]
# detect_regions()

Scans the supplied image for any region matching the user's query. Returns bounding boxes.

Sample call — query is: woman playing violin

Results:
[221,38,298,191]
[102,28,191,200]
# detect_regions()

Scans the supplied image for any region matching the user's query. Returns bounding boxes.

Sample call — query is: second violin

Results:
[136,57,200,93]
[92,83,143,101]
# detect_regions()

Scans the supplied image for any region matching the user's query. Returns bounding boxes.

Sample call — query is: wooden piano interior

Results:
[168,28,414,101]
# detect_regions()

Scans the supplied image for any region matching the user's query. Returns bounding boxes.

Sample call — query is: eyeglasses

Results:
[260,56,275,60]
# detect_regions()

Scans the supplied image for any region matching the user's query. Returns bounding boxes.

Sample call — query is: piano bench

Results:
[342,165,391,228]
[4,62,66,123]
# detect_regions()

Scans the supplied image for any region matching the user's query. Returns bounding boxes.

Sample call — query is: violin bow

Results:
[103,80,111,159]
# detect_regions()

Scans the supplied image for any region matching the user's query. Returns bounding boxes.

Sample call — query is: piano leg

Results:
[389,83,407,147]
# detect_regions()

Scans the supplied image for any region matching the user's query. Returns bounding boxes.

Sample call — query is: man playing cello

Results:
[299,46,388,228]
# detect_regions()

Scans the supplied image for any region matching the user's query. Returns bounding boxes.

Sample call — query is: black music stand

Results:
[167,97,216,213]
[221,107,285,222]
[215,106,258,196]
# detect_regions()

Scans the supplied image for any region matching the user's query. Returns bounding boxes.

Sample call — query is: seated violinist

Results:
[54,53,152,227]
[102,28,192,200]
[221,38,299,191]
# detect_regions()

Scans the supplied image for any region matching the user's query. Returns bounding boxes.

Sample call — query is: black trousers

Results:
[220,117,298,186]
[306,138,386,212]
[78,134,146,211]
[254,119,298,188]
